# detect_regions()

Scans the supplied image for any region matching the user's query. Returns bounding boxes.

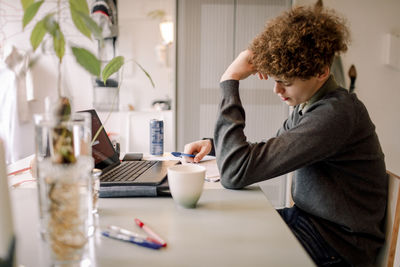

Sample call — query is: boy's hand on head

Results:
[220,50,260,82]
[256,72,269,80]
[184,139,212,163]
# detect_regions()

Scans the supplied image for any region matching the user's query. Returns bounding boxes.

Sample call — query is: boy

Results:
[184,5,387,266]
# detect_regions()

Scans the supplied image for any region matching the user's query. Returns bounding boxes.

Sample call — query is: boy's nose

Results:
[274,82,284,95]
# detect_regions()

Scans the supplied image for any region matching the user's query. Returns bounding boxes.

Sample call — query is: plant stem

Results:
[57,0,62,97]
[57,61,62,97]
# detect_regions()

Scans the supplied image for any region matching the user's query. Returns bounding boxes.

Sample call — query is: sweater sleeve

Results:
[214,80,355,189]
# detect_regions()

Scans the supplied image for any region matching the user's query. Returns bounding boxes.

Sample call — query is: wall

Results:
[294,0,400,175]
[0,0,97,110]
[0,0,94,161]
[118,0,175,111]
[0,0,174,110]
[0,0,175,161]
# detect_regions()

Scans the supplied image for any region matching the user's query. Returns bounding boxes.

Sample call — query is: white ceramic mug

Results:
[167,164,206,208]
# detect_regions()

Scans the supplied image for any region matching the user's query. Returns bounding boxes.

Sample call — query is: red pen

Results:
[7,167,31,176]
[135,218,167,247]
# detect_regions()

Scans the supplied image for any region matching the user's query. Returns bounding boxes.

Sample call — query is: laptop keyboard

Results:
[101,161,158,183]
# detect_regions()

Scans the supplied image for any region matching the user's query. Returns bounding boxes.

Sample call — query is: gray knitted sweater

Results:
[214,77,387,266]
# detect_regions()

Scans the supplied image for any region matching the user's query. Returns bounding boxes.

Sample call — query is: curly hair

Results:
[249,5,350,80]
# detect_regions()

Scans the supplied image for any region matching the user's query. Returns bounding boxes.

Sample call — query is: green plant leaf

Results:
[22,1,44,29]
[76,11,103,41]
[102,56,124,85]
[30,19,46,51]
[21,0,34,11]
[70,8,91,40]
[134,60,155,88]
[69,0,91,40]
[43,15,65,61]
[71,47,101,77]
[43,14,57,35]
[69,0,89,13]
[53,29,65,62]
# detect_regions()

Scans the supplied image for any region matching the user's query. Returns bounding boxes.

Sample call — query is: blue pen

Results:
[101,230,163,250]
[171,152,195,158]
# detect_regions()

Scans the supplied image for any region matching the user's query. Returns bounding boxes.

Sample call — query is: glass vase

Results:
[34,112,94,265]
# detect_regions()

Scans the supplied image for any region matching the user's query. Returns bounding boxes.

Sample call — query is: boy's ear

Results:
[317,66,330,80]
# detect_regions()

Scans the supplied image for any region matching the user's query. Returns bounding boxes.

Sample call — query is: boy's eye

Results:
[275,79,292,87]
[276,80,292,86]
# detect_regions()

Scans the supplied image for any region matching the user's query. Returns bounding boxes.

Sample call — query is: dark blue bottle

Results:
[150,119,164,155]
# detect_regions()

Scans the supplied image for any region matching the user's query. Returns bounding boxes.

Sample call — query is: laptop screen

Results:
[79,109,120,170]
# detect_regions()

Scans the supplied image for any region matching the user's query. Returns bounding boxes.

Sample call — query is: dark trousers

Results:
[277,206,352,267]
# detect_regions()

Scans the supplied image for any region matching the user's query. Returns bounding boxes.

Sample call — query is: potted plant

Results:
[21,0,152,264]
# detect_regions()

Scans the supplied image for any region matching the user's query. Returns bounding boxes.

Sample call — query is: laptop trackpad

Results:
[133,160,178,185]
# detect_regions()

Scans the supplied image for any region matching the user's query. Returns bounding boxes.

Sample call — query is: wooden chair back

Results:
[376,170,400,267]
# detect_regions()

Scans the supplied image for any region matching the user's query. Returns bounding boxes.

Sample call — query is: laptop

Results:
[80,109,178,197]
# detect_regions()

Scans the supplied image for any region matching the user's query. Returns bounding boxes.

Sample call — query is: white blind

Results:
[177,0,292,207]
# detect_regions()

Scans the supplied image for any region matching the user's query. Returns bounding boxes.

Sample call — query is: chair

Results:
[376,170,400,267]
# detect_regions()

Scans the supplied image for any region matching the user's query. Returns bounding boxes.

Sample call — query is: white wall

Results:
[0,0,99,110]
[0,0,175,161]
[0,0,94,161]
[118,0,175,111]
[294,0,400,175]
[0,0,174,111]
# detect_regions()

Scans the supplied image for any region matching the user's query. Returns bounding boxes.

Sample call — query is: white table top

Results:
[7,156,314,266]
